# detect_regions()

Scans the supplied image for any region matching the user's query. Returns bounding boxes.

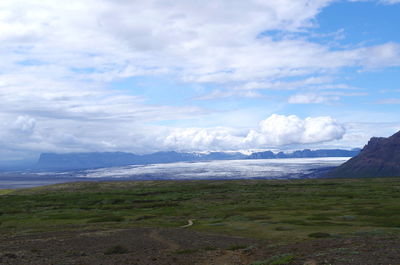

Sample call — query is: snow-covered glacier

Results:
[77,157,350,180]
[0,157,350,189]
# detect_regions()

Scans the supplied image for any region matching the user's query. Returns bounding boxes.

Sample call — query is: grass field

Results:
[1,178,400,241]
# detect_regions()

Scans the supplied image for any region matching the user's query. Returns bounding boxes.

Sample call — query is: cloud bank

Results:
[0,0,398,160]
[1,0,399,85]
[163,114,345,151]
[0,113,345,157]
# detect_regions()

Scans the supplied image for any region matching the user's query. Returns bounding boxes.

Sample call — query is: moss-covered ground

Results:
[1,178,400,241]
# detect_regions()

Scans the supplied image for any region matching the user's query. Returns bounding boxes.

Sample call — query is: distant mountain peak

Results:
[390,130,400,140]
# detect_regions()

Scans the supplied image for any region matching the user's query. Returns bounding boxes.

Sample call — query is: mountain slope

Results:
[328,131,400,178]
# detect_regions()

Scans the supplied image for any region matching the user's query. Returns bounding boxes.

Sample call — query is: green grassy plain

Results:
[1,178,400,241]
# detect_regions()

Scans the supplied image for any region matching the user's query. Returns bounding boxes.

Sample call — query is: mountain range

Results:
[36,148,360,171]
[37,151,246,170]
[248,149,360,159]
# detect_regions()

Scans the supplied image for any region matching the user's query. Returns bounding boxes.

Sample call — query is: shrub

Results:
[87,215,124,223]
[227,244,248,251]
[308,232,331,238]
[135,215,156,221]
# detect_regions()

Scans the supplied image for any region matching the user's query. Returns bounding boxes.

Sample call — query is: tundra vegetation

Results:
[1,178,400,264]
[1,178,400,239]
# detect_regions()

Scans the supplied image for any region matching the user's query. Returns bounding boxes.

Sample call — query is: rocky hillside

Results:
[328,131,400,178]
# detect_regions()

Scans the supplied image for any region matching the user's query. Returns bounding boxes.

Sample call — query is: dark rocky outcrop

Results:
[328,131,400,178]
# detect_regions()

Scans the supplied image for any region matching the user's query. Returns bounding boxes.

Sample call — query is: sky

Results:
[1,0,400,162]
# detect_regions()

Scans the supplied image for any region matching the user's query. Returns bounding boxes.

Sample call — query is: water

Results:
[0,157,350,189]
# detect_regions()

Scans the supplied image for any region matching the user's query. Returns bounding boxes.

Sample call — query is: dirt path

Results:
[180,219,194,228]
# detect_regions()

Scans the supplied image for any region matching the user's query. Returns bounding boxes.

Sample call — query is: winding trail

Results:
[180,219,194,228]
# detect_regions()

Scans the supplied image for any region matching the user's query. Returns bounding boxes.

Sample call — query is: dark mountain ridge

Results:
[249,148,360,159]
[328,131,400,178]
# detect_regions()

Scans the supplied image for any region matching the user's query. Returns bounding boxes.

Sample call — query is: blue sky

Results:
[0,0,400,161]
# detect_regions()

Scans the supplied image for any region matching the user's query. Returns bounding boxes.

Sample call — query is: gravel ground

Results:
[1,227,400,265]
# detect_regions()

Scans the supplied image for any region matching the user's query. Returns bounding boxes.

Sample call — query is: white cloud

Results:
[337,121,400,148]
[195,90,263,100]
[163,114,345,150]
[163,127,243,151]
[380,0,400,4]
[287,89,368,104]
[358,42,400,69]
[352,0,400,5]
[244,114,345,146]
[12,116,36,134]
[288,93,340,104]
[377,98,400,104]
[232,76,333,91]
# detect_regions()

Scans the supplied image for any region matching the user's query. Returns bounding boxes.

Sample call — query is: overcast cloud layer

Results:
[1,0,400,161]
